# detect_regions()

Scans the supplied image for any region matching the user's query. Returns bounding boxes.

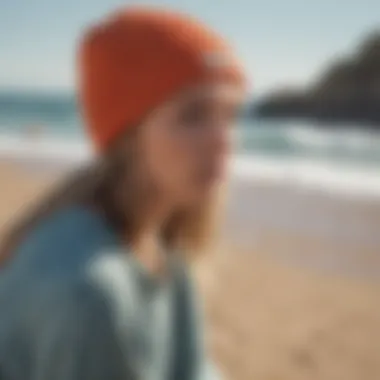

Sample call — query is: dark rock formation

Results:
[253,32,380,126]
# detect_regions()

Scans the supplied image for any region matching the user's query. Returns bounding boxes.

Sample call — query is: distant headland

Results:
[252,32,380,127]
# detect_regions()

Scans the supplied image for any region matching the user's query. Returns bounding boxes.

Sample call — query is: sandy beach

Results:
[1,162,380,380]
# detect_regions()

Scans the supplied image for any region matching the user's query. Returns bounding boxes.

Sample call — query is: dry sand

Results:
[1,163,380,380]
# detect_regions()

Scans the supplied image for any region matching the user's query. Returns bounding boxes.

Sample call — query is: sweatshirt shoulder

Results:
[0,206,123,312]
[19,205,112,254]
[4,205,116,274]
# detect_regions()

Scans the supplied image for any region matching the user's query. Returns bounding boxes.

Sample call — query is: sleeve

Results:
[30,282,134,380]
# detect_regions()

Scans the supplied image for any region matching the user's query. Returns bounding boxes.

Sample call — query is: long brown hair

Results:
[0,128,219,267]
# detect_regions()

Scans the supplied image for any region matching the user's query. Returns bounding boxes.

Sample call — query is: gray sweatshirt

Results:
[0,206,220,380]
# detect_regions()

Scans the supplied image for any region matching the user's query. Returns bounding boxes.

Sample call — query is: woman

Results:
[0,6,246,380]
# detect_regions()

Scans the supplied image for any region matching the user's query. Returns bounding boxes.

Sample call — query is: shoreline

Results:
[2,130,380,281]
[2,134,380,197]
[2,136,380,281]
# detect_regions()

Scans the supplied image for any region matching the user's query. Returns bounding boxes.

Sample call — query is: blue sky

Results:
[1,0,379,95]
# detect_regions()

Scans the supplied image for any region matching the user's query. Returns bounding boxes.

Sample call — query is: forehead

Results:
[179,82,245,105]
[145,82,245,124]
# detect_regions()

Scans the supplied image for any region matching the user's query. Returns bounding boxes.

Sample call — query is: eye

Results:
[178,102,209,127]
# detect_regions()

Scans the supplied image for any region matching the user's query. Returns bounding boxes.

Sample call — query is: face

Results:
[136,82,245,208]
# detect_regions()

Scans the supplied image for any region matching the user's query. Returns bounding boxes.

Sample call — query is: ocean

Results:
[1,92,380,174]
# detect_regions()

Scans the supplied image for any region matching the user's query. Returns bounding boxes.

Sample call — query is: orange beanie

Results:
[77,6,246,152]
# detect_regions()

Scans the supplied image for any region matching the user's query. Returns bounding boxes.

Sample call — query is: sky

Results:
[0,0,379,96]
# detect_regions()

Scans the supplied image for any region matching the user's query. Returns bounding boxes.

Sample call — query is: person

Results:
[0,6,246,380]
